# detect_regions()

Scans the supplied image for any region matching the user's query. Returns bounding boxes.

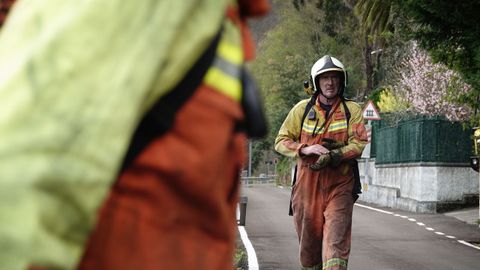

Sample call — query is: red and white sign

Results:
[362,100,381,120]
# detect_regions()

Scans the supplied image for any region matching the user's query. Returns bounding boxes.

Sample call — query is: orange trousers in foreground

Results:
[77,84,246,270]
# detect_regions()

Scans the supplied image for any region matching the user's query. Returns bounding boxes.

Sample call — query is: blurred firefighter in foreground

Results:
[275,55,368,269]
[0,0,268,269]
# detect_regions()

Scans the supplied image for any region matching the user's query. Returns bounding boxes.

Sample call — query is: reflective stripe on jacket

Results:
[203,19,243,102]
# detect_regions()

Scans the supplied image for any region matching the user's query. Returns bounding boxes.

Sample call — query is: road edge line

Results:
[458,240,480,250]
[355,203,393,214]
[356,203,480,251]
[238,226,259,270]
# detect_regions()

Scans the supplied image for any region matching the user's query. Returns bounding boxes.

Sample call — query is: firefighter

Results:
[275,55,368,269]
[0,0,268,269]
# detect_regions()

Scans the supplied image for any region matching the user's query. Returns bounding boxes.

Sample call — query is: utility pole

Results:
[274,158,278,176]
[266,161,270,177]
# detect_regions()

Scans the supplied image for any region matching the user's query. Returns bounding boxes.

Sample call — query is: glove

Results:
[309,154,331,171]
[329,149,343,167]
[321,138,345,150]
[309,149,344,171]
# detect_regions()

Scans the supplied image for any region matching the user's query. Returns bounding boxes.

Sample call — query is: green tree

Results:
[249,2,315,172]
[307,0,365,98]
[354,0,398,96]
[394,0,480,124]
[355,0,393,37]
[354,0,480,125]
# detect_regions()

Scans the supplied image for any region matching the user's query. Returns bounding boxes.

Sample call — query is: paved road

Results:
[241,184,480,270]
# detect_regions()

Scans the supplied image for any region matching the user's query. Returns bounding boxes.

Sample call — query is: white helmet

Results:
[310,55,347,97]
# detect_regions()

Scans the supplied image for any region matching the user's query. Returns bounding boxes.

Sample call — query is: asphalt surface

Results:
[241,183,480,270]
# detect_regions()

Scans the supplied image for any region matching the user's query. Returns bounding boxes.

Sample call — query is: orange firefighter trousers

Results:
[293,160,355,269]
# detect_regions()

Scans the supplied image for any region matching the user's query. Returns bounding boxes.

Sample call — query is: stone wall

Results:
[358,158,479,213]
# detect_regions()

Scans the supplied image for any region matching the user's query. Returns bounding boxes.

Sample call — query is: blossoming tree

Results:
[396,42,472,122]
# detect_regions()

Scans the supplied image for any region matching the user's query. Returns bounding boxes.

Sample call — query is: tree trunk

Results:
[363,34,374,100]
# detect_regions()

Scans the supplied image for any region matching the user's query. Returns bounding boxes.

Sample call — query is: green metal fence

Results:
[370,115,472,164]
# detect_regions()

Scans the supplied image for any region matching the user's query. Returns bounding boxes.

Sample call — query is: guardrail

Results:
[240,176,275,186]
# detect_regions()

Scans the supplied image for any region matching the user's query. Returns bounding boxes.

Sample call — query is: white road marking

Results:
[355,203,479,251]
[238,226,259,270]
[458,240,480,250]
[355,203,393,214]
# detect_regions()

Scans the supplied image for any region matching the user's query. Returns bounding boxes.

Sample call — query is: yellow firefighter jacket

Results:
[275,96,368,187]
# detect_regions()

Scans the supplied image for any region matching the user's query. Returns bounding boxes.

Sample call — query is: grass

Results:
[234,249,248,270]
[234,231,248,270]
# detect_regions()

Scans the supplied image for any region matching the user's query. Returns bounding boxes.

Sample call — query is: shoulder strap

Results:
[299,91,319,140]
[341,99,351,125]
[120,28,222,171]
[341,99,362,197]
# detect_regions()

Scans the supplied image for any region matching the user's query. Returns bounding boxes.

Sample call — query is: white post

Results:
[361,120,372,189]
